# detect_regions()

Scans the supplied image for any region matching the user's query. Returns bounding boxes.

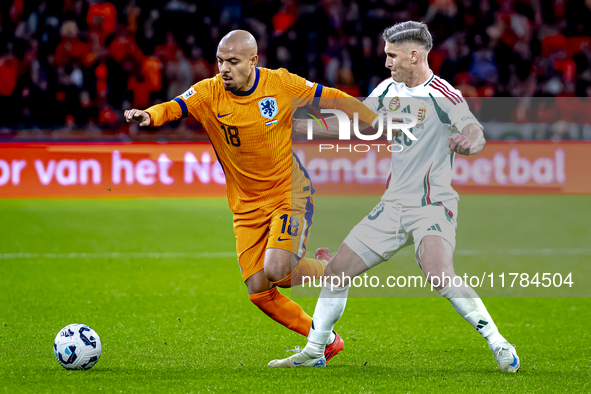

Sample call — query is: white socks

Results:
[303,283,349,358]
[300,276,507,360]
[328,331,336,345]
[438,277,506,347]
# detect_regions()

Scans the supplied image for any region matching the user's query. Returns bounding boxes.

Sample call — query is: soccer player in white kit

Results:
[269,21,520,372]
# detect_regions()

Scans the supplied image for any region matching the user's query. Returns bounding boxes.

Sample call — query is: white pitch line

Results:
[0,249,590,260]
[392,248,591,257]
[504,248,591,256]
[0,252,237,259]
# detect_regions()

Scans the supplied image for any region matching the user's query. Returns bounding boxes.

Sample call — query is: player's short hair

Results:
[382,21,433,52]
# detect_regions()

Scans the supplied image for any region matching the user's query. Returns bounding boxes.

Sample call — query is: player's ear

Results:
[250,54,258,67]
[410,49,419,64]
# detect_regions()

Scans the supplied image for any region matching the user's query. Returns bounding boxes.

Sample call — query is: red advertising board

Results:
[0,143,226,197]
[449,142,590,194]
[0,142,589,197]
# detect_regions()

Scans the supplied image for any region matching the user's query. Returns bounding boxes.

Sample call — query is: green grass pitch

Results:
[0,195,590,393]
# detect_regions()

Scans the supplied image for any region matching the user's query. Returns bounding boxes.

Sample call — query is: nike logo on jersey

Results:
[217,112,232,118]
[277,237,291,241]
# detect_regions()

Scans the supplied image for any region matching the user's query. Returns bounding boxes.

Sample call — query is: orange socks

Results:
[291,257,327,287]
[270,258,327,287]
[248,258,327,336]
[249,287,312,337]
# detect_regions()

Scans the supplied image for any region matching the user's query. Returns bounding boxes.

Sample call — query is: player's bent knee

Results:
[263,250,293,283]
[323,262,338,278]
[245,270,274,295]
[264,262,290,283]
[322,243,369,283]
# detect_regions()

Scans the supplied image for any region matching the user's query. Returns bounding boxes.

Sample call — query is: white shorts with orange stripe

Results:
[344,199,458,269]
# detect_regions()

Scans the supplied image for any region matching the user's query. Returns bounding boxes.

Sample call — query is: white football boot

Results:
[268,346,327,368]
[491,342,520,372]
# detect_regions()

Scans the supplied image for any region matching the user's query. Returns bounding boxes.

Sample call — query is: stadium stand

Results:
[0,0,590,140]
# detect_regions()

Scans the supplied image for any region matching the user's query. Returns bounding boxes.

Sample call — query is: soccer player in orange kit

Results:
[125,30,378,363]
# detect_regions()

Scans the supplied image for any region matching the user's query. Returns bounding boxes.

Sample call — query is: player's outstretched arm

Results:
[293,116,387,137]
[281,69,377,135]
[292,116,361,137]
[448,123,486,156]
[125,100,185,127]
[124,109,151,127]
[318,87,378,127]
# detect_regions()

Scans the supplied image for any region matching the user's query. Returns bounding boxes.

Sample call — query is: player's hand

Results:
[448,133,471,155]
[124,109,151,127]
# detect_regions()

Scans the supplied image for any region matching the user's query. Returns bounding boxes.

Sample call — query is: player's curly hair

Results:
[382,21,433,51]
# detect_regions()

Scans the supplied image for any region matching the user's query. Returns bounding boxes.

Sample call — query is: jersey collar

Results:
[422,71,435,86]
[232,68,260,96]
[403,70,433,93]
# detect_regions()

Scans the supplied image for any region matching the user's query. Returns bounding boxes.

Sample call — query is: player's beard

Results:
[223,84,236,92]
[221,74,235,91]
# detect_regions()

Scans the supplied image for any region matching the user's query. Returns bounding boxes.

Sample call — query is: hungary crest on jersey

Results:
[389,97,400,111]
[416,103,427,129]
[418,103,426,122]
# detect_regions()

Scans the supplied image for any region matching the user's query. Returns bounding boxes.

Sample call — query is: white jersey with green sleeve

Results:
[363,71,483,207]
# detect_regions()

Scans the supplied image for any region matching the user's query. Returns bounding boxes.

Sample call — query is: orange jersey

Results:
[145,67,377,213]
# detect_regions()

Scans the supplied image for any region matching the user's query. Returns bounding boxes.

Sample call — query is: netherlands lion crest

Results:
[389,97,400,111]
[258,97,278,119]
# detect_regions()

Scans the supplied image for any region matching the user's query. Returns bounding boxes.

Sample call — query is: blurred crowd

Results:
[0,0,590,134]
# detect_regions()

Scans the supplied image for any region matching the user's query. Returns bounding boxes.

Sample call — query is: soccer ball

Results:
[53,324,102,370]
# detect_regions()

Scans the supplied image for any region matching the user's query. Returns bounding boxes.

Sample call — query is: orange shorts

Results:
[233,196,315,281]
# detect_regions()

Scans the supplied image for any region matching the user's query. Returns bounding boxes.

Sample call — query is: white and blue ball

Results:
[53,324,102,370]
